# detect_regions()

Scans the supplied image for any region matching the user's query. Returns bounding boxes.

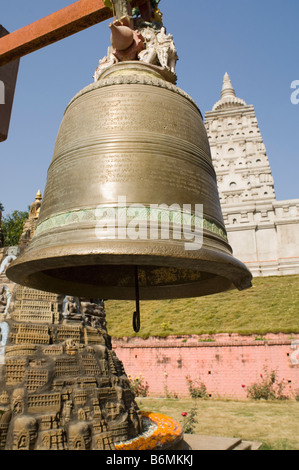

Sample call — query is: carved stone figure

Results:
[80,298,107,330]
[63,296,82,322]
[94,47,117,82]
[93,1,177,81]
[0,322,8,365]
[156,27,178,73]
[64,338,79,356]
[18,191,42,248]
[0,286,11,318]
[68,422,92,450]
[129,404,143,436]
[11,389,25,415]
[0,286,7,315]
[138,26,178,74]
[12,416,38,450]
[0,254,17,276]
[0,323,8,346]
[138,27,158,65]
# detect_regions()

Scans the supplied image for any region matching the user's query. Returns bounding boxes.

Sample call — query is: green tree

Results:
[2,210,29,246]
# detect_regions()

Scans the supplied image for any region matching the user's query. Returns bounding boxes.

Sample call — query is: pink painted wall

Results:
[112,333,299,399]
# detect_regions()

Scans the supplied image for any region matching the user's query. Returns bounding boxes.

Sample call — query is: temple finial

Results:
[35,189,42,201]
[221,72,236,99]
[212,73,246,110]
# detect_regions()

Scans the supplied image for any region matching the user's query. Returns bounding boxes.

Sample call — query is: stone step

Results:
[232,440,252,450]
[181,434,262,451]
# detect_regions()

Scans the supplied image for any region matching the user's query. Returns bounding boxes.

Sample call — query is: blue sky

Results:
[0,0,298,214]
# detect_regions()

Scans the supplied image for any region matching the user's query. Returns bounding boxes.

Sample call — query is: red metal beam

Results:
[0,26,20,142]
[0,0,148,66]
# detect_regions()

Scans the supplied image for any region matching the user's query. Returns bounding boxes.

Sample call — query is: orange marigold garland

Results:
[115,412,183,451]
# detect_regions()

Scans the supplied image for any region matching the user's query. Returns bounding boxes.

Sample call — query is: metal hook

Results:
[133,265,140,333]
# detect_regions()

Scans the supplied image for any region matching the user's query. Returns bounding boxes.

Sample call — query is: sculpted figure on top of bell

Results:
[93,47,117,82]
[94,0,177,82]
[138,26,178,74]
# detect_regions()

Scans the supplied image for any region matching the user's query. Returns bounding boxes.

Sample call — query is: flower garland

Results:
[115,412,183,451]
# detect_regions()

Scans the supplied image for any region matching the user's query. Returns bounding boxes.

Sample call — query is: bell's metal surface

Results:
[7,62,252,299]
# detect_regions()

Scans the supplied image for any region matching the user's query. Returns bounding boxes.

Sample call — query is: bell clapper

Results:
[133,265,141,333]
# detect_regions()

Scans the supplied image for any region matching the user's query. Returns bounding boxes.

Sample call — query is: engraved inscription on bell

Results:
[7,62,252,300]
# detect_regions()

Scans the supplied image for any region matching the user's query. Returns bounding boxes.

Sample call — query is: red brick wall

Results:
[112,333,299,399]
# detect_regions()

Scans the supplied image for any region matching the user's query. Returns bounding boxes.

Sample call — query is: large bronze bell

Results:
[7,61,252,300]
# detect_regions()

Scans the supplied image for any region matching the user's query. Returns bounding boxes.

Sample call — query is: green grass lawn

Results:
[106,275,299,450]
[136,397,299,450]
[105,274,299,338]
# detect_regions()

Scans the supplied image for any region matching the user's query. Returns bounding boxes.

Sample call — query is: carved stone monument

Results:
[0,194,144,450]
[0,287,143,450]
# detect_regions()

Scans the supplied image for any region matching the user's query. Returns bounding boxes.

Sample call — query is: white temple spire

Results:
[212,72,246,111]
[221,72,236,99]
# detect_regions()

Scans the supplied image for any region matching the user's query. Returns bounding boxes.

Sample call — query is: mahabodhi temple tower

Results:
[205,73,299,277]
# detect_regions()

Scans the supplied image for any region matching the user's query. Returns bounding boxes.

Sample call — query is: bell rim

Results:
[7,245,252,301]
